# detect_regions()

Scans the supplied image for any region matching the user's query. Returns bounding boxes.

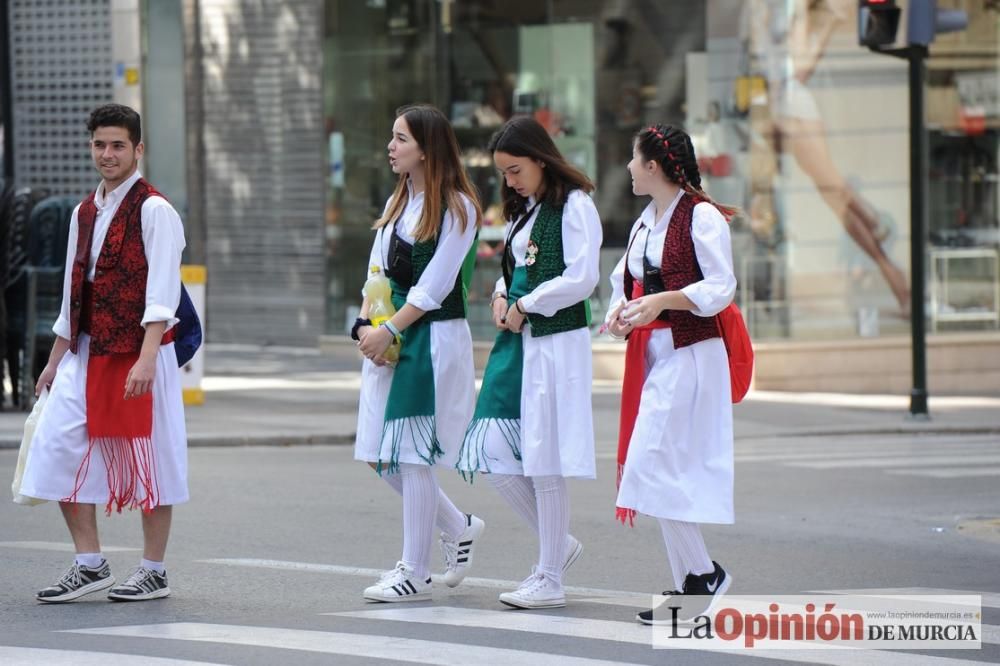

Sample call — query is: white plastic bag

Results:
[11,389,48,506]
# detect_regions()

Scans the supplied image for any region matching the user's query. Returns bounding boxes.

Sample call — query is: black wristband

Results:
[350,317,372,341]
[515,300,527,316]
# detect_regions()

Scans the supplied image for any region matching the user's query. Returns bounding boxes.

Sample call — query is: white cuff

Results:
[52,316,71,340]
[142,305,179,330]
[406,286,441,312]
[680,285,716,318]
[518,292,539,314]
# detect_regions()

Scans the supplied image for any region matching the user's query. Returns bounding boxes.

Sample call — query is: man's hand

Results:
[125,355,156,399]
[35,363,58,397]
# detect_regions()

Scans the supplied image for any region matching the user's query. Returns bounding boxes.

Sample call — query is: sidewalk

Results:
[1,343,998,449]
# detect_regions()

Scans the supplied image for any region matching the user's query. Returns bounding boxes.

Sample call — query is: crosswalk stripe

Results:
[332,607,994,664]
[198,558,640,598]
[65,622,636,665]
[331,606,651,645]
[885,466,1000,478]
[813,588,1000,610]
[0,646,223,665]
[786,454,1000,470]
[333,605,999,647]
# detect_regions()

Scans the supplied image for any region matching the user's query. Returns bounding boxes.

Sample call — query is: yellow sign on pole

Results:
[181,265,206,406]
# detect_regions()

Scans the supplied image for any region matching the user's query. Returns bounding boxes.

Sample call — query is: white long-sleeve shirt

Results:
[53,170,186,340]
[493,189,603,317]
[366,182,478,311]
[606,191,736,322]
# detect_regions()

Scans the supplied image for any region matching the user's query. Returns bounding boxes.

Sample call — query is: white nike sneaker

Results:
[499,570,566,609]
[439,514,485,588]
[363,562,432,603]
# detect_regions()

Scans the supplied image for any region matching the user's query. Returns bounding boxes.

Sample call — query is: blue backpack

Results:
[174,284,202,367]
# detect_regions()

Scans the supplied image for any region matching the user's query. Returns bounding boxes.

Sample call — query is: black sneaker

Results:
[37,561,115,603]
[107,567,170,601]
[636,562,732,625]
[636,588,684,625]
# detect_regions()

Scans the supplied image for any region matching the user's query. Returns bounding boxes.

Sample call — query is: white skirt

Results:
[354,319,475,469]
[615,329,734,524]
[470,325,595,479]
[19,334,189,506]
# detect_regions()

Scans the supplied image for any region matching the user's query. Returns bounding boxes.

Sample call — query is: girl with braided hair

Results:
[605,124,736,625]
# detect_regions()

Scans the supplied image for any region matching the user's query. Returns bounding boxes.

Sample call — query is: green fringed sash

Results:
[456,266,529,480]
[377,232,477,474]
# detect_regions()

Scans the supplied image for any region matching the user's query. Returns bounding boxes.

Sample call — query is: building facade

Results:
[3,0,999,390]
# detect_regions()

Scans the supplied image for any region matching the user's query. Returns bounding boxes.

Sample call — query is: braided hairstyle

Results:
[635,124,737,219]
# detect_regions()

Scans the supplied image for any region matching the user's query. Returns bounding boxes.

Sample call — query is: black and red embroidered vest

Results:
[623,193,720,349]
[69,178,162,356]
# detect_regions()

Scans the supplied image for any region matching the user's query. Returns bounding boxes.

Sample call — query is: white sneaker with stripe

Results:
[363,562,431,602]
[439,514,484,588]
[107,567,170,602]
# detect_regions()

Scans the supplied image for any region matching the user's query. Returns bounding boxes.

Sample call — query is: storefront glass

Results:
[323,0,999,342]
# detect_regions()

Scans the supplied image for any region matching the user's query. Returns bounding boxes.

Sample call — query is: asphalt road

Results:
[1,419,998,664]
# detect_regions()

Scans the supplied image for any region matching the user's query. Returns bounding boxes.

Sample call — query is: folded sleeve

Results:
[680,202,737,317]
[603,220,645,324]
[140,197,186,329]
[519,191,603,316]
[51,204,82,340]
[406,194,478,311]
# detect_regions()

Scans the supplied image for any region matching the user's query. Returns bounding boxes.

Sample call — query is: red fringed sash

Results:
[615,281,670,526]
[62,328,174,515]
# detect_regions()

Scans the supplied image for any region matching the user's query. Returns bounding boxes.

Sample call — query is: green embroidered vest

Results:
[407,228,476,322]
[524,202,590,337]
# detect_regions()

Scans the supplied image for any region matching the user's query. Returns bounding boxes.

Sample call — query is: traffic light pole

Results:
[907,47,930,420]
[873,44,931,419]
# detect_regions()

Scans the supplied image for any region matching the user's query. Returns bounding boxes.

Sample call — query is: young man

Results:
[19,103,188,603]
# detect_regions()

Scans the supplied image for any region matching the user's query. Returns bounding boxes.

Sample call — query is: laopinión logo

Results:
[650,595,982,651]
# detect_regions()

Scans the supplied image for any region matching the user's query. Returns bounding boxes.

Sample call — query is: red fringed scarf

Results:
[66,353,159,514]
[615,281,670,526]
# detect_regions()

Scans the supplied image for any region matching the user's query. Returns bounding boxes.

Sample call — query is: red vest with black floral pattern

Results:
[69,179,161,356]
[624,193,721,349]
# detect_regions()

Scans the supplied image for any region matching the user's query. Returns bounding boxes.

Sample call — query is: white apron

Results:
[19,334,189,507]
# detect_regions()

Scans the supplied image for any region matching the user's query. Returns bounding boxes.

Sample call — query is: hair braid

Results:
[634,123,737,219]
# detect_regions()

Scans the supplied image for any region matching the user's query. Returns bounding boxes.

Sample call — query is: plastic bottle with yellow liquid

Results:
[363,265,400,364]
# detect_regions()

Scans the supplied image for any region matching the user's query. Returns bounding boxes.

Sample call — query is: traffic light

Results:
[859,0,969,49]
[858,0,901,48]
[907,0,968,46]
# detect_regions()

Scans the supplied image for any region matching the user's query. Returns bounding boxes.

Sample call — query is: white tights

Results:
[488,473,570,584]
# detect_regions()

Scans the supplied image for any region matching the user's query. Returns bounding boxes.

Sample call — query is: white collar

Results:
[640,189,685,229]
[95,169,142,210]
[405,178,425,203]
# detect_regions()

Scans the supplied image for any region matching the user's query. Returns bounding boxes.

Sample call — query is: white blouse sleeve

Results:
[407,194,478,311]
[519,191,603,317]
[51,205,82,340]
[680,202,737,317]
[140,197,186,329]
[493,219,514,296]
[604,253,628,325]
[603,220,643,324]
[363,198,393,295]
